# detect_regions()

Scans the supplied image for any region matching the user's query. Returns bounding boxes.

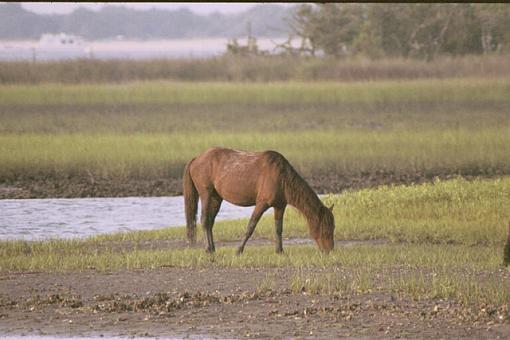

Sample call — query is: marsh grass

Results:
[0,243,503,273]
[1,128,509,182]
[3,101,508,134]
[1,78,509,106]
[390,271,510,306]
[330,177,510,245]
[1,78,508,186]
[1,54,510,84]
[291,266,510,306]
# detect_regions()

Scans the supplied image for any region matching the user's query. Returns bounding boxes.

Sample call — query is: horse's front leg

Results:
[236,203,269,256]
[274,205,285,254]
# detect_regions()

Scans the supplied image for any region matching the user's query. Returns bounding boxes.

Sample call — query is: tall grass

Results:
[329,177,510,245]
[1,54,510,84]
[1,128,509,181]
[1,78,508,185]
[2,79,508,135]
[1,78,509,106]
[1,77,509,198]
[291,263,510,306]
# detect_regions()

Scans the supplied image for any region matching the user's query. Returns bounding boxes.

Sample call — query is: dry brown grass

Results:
[1,54,509,84]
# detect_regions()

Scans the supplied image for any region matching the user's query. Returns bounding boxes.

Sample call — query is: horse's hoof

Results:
[236,248,243,256]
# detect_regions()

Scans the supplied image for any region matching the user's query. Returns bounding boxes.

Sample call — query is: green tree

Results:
[474,4,510,54]
[290,4,363,57]
[289,3,510,59]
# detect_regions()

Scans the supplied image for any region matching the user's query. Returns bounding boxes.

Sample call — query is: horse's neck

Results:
[284,174,323,223]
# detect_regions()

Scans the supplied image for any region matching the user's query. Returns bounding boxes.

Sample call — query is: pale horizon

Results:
[18,2,292,15]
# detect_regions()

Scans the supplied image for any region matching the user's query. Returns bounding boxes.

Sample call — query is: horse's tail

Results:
[504,221,510,266]
[183,158,198,245]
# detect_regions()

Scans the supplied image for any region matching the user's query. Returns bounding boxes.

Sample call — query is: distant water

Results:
[0,196,253,241]
[0,37,292,61]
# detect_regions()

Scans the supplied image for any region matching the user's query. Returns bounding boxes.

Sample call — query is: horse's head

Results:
[314,204,335,253]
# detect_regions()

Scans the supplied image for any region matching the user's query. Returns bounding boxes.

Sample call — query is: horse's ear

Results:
[328,204,334,212]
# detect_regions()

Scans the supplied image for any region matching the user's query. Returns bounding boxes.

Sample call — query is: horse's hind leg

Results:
[274,206,286,254]
[237,202,269,256]
[200,192,222,253]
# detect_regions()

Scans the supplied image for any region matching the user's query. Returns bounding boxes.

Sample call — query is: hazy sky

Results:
[20,3,287,15]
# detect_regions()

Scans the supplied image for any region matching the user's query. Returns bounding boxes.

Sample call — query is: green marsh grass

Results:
[0,243,503,273]
[1,128,509,181]
[291,264,510,306]
[2,95,508,134]
[1,78,509,106]
[1,78,509,186]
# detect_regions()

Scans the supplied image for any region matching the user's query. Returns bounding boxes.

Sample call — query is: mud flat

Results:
[1,263,509,338]
[1,239,509,338]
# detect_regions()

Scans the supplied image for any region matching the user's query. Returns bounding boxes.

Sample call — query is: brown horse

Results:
[183,147,335,255]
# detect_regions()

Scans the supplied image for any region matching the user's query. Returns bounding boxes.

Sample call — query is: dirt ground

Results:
[1,264,509,339]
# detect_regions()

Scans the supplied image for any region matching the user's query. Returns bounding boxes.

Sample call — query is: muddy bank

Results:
[1,267,509,338]
[0,170,500,199]
[0,177,182,199]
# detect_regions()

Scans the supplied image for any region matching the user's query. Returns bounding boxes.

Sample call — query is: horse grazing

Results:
[183,147,335,255]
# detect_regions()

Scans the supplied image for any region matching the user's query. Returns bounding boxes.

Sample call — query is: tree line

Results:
[285,3,509,60]
[0,3,289,40]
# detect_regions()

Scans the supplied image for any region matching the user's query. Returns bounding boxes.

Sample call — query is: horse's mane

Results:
[264,151,332,238]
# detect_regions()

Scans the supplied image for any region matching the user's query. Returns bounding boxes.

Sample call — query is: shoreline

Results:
[0,171,495,200]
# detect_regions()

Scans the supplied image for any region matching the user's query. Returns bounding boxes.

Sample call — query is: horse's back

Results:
[189,147,289,206]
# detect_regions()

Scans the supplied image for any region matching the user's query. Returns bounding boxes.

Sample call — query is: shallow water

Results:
[0,196,253,241]
[0,37,295,61]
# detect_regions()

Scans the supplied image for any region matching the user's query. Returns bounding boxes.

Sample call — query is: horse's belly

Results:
[214,177,257,207]
[223,195,256,207]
